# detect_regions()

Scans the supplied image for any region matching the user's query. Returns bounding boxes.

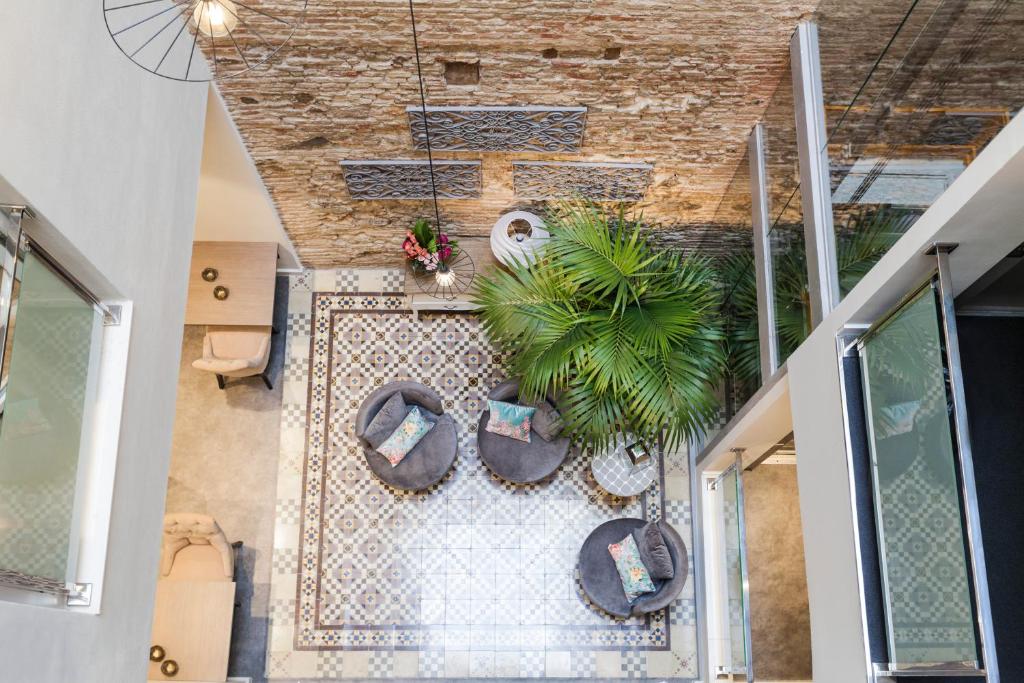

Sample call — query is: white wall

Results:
[195,87,301,270]
[0,3,208,682]
[787,111,1024,682]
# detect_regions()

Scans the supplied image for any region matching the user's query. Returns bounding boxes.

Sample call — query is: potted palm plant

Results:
[473,201,726,453]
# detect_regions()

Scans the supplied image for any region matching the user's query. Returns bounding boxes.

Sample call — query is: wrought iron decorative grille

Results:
[407,106,587,152]
[512,161,654,201]
[339,160,482,200]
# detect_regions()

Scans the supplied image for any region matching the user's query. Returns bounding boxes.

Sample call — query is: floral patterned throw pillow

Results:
[376,406,434,467]
[608,533,656,602]
[485,400,536,442]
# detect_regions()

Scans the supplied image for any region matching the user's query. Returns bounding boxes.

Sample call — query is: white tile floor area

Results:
[265,269,699,680]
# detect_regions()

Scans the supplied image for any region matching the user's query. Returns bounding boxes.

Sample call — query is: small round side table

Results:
[591,434,658,497]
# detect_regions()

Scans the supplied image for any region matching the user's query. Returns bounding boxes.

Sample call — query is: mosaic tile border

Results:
[294,296,679,652]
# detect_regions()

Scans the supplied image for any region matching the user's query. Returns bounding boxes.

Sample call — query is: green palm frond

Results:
[473,200,726,453]
[717,205,919,394]
[717,249,761,393]
[544,202,660,314]
[836,206,918,296]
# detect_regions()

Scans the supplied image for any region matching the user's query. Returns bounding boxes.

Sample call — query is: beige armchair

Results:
[160,513,234,581]
[192,325,272,390]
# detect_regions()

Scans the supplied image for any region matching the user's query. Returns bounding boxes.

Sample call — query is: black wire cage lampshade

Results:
[104,0,307,82]
[411,248,476,301]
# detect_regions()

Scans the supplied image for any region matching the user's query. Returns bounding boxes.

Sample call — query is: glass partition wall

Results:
[818,0,1024,297]
[717,147,759,415]
[717,57,811,413]
[0,209,104,596]
[708,462,753,680]
[711,1,1024,418]
[762,61,812,368]
[857,278,987,674]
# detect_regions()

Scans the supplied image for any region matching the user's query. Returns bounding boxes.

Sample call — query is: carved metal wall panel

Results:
[512,161,654,201]
[339,160,482,199]
[407,106,587,152]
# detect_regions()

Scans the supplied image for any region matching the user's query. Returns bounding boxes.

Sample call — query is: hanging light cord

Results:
[408,0,443,238]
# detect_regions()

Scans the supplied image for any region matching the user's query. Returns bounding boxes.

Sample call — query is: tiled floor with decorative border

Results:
[267,268,698,680]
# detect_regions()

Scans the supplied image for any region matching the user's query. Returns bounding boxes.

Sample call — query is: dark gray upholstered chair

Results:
[578,518,689,618]
[353,381,457,491]
[477,379,572,484]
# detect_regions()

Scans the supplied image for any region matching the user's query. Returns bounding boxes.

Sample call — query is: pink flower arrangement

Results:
[403,230,439,270]
[403,219,457,272]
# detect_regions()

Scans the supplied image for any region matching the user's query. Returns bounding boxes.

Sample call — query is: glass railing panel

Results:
[718,466,750,676]
[819,0,1024,296]
[768,213,810,366]
[860,283,979,667]
[0,250,102,584]
[762,62,801,232]
[716,146,759,412]
[761,59,812,364]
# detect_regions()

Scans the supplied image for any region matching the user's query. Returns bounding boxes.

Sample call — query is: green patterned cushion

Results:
[485,399,535,442]
[608,533,656,602]
[376,406,434,466]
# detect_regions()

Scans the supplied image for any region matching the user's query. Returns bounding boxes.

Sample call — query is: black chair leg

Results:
[261,372,273,390]
[216,374,226,390]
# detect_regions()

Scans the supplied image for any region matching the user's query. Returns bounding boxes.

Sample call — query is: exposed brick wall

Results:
[215,0,820,267]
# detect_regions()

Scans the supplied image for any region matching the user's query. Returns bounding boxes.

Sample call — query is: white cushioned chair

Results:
[160,513,234,581]
[192,325,272,390]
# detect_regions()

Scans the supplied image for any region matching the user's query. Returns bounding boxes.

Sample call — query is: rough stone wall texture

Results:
[213,0,821,267]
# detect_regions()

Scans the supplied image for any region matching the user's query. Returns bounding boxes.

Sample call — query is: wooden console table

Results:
[149,580,236,682]
[404,236,500,319]
[185,241,277,326]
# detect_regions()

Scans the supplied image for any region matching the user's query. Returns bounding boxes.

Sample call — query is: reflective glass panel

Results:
[0,250,102,582]
[860,284,979,666]
[819,0,1024,296]
[762,61,811,362]
[717,146,760,409]
[718,467,749,675]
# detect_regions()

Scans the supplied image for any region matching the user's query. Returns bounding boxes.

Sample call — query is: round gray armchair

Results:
[353,381,457,491]
[477,379,572,484]
[578,518,689,618]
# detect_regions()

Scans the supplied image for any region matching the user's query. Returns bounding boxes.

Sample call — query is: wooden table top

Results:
[185,241,277,326]
[149,580,236,682]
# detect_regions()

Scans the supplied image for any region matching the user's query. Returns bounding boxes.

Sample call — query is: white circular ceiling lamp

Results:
[490,211,549,267]
[192,0,238,38]
[103,0,307,82]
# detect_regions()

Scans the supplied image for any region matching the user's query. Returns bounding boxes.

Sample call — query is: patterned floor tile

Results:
[266,273,699,680]
[444,650,470,677]
[519,650,546,678]
[469,649,495,677]
[418,650,444,678]
[572,650,597,677]
[367,650,393,678]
